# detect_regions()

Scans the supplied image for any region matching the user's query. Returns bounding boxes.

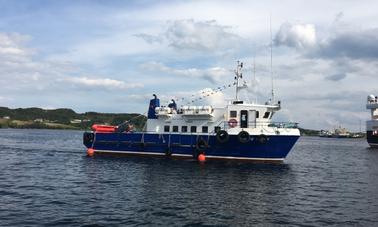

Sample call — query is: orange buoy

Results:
[198,153,206,162]
[87,148,95,157]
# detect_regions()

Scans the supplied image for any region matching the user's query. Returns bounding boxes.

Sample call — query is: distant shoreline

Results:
[0,119,85,130]
[0,127,366,139]
[0,106,365,137]
[0,121,82,130]
[0,106,146,131]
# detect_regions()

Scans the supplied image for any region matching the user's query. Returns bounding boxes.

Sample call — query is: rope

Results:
[117,112,147,127]
[174,81,237,105]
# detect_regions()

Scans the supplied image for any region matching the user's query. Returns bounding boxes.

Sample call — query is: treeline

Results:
[0,107,77,123]
[0,107,147,130]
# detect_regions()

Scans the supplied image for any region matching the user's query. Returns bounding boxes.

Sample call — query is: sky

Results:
[1,0,378,131]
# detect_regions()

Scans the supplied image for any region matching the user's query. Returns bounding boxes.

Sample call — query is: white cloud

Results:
[0,31,146,111]
[0,33,32,59]
[0,96,12,101]
[63,77,143,90]
[2,1,378,130]
[0,32,64,91]
[135,19,243,56]
[47,32,162,65]
[275,22,317,49]
[165,19,241,51]
[325,73,347,81]
[133,33,162,44]
[140,61,230,83]
[312,28,378,59]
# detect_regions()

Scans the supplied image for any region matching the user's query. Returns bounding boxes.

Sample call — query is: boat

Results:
[332,127,350,138]
[319,130,332,137]
[319,127,364,139]
[366,95,378,148]
[83,62,300,162]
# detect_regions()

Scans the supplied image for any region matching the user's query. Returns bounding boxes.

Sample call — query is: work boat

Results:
[366,95,378,148]
[83,62,300,162]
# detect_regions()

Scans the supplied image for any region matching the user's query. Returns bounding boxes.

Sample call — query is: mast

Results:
[234,61,243,100]
[253,55,256,83]
[270,16,275,103]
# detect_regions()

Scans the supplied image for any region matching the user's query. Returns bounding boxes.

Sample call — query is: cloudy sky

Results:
[1,0,378,131]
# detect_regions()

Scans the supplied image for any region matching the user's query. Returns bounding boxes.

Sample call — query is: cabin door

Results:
[249,110,256,128]
[240,110,248,128]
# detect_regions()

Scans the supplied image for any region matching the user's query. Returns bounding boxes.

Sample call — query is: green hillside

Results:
[0,107,147,130]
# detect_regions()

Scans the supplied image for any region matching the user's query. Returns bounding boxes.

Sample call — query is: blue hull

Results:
[84,132,299,161]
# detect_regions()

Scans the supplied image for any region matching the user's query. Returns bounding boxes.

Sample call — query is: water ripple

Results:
[0,129,378,226]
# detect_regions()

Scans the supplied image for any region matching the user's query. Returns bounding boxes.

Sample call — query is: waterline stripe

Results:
[92,149,284,161]
[95,150,165,156]
[205,155,284,161]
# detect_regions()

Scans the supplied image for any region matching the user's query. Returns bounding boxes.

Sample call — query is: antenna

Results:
[359,119,362,133]
[253,55,256,82]
[270,15,275,103]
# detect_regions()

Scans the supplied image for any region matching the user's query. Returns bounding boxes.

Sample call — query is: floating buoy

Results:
[87,148,95,157]
[198,153,206,162]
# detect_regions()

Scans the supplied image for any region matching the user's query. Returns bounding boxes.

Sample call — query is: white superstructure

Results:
[146,62,300,137]
[367,95,378,133]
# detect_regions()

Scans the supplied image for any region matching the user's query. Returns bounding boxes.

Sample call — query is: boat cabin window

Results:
[181,126,188,133]
[164,125,170,132]
[256,111,259,118]
[202,126,208,133]
[230,111,237,118]
[191,126,197,133]
[214,126,221,133]
[173,126,178,132]
[263,112,270,119]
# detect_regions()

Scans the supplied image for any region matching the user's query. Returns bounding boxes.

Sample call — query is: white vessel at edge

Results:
[366,95,378,148]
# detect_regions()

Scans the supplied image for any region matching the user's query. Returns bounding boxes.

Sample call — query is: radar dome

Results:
[368,94,376,101]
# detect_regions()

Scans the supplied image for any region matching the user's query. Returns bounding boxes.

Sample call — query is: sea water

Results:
[0,129,377,226]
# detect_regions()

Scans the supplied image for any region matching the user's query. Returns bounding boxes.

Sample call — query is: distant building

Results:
[34,118,43,123]
[2,116,10,120]
[70,119,82,124]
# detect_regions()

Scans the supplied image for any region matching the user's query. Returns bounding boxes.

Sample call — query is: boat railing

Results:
[129,121,298,135]
[221,121,298,130]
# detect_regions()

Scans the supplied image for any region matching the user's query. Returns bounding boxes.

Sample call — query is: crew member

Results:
[168,99,177,111]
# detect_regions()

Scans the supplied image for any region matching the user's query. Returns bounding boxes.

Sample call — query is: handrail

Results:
[222,121,298,130]
[110,121,298,135]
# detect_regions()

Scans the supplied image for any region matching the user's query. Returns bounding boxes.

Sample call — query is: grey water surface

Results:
[0,129,377,226]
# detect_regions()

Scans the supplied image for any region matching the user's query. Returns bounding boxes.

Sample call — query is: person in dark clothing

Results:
[168,99,177,110]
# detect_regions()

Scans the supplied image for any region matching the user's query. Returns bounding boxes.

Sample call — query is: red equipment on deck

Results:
[91,124,117,133]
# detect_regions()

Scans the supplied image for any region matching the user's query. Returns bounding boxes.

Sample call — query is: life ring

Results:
[83,132,94,144]
[257,134,268,144]
[238,131,250,144]
[216,130,229,143]
[196,138,208,150]
[228,119,238,128]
